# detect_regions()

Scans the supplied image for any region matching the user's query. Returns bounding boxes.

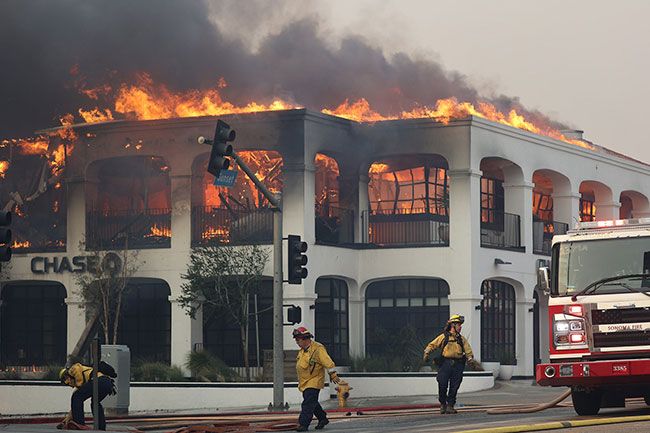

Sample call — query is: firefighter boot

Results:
[439,403,447,414]
[445,404,457,414]
[315,418,329,430]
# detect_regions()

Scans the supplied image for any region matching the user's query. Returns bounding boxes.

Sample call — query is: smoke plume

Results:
[0,0,565,138]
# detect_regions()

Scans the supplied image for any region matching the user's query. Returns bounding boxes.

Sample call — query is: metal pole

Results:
[91,337,100,431]
[272,208,284,409]
[232,153,280,208]
[255,294,260,368]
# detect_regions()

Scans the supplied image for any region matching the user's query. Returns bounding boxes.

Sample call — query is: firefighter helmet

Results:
[448,314,465,324]
[292,326,313,339]
[59,368,68,382]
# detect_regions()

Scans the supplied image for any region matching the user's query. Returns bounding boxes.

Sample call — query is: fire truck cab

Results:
[536,218,650,415]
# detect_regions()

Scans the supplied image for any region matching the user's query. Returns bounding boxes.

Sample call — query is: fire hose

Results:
[486,388,572,414]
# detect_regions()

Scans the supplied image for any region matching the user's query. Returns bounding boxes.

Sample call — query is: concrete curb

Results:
[456,414,650,433]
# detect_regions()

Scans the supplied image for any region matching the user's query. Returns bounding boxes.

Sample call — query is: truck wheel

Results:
[571,388,601,415]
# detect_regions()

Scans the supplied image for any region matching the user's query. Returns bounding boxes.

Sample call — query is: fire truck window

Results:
[558,238,650,296]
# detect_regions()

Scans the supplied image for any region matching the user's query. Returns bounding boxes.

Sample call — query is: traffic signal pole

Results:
[230,152,285,410]
[201,121,286,410]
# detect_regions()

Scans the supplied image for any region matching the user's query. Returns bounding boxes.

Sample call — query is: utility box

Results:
[101,345,130,415]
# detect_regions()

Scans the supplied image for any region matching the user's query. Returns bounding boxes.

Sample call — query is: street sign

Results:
[213,169,238,187]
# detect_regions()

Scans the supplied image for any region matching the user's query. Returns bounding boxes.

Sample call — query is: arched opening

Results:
[579,181,612,221]
[115,278,171,364]
[0,153,66,253]
[315,278,349,364]
[86,156,171,249]
[366,155,449,246]
[365,278,450,365]
[532,170,571,255]
[480,280,516,364]
[315,154,353,245]
[203,278,272,368]
[0,281,67,366]
[619,190,650,219]
[191,151,282,246]
[480,158,524,250]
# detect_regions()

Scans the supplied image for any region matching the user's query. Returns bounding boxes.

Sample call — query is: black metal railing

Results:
[192,206,274,246]
[532,219,568,255]
[315,205,354,245]
[480,212,522,250]
[10,214,66,253]
[86,208,171,250]
[363,208,449,247]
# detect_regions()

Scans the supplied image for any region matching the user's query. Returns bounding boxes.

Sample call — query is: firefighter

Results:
[293,326,340,431]
[59,363,114,430]
[423,314,474,415]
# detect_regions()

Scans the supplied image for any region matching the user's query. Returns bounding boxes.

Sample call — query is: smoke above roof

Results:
[0,0,566,138]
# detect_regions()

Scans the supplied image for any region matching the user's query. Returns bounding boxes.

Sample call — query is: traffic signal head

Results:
[287,234,308,284]
[0,211,12,263]
[207,120,235,178]
[287,306,302,325]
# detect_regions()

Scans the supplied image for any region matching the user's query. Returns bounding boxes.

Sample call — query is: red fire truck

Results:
[536,218,650,415]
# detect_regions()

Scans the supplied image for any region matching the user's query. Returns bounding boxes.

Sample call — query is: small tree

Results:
[74,241,141,345]
[179,244,269,380]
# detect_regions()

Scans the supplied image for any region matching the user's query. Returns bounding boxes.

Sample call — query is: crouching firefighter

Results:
[423,314,474,414]
[293,326,341,431]
[59,362,117,430]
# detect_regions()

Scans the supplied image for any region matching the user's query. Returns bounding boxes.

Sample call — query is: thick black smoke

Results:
[0,0,564,138]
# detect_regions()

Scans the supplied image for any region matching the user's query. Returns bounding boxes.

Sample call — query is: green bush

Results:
[185,350,240,382]
[131,362,187,382]
[354,325,428,372]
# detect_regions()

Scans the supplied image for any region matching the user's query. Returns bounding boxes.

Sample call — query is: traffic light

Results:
[206,119,235,178]
[287,305,302,325]
[0,211,11,263]
[287,234,308,284]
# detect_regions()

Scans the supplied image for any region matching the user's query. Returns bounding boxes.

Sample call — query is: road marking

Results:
[455,414,650,433]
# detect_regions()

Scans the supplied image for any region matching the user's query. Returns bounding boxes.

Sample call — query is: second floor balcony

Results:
[192,206,274,247]
[363,208,449,247]
[480,211,523,251]
[533,219,569,255]
[86,208,171,250]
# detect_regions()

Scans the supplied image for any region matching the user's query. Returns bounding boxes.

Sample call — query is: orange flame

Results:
[321,98,393,122]
[202,226,230,242]
[323,97,593,150]
[11,239,31,249]
[110,73,295,121]
[0,160,8,178]
[146,224,171,238]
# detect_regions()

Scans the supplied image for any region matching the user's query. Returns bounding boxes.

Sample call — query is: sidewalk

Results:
[0,380,566,432]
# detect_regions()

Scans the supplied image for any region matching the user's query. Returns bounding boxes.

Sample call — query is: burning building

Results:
[1,108,650,379]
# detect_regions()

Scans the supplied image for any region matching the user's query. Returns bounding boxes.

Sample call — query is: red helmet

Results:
[292,326,313,339]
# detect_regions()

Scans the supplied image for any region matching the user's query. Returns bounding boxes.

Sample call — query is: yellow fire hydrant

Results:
[335,380,353,408]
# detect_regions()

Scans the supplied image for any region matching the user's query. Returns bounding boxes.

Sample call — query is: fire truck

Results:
[536,218,650,415]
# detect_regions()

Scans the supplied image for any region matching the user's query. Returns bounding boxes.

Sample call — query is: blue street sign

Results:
[213,169,238,187]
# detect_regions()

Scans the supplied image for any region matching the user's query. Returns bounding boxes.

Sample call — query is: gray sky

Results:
[211,0,650,163]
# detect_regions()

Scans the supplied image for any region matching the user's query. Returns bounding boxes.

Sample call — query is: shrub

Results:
[131,362,188,382]
[185,350,240,382]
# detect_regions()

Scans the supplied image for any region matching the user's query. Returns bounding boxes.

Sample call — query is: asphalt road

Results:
[3,381,650,432]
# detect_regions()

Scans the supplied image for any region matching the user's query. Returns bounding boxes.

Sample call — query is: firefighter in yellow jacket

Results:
[423,314,474,415]
[293,326,340,431]
[59,363,114,430]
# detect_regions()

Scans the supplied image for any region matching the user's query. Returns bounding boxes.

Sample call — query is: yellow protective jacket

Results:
[63,363,104,389]
[424,332,474,360]
[296,341,336,392]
